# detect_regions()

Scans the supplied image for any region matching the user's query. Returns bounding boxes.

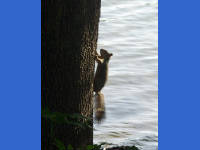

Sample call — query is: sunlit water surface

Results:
[94,0,158,150]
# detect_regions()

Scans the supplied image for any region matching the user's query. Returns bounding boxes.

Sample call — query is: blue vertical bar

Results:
[159,0,200,150]
[0,0,41,150]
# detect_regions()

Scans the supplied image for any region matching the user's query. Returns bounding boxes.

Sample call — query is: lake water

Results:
[94,0,158,150]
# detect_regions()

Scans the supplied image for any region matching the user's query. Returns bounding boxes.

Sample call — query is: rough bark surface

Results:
[41,0,101,149]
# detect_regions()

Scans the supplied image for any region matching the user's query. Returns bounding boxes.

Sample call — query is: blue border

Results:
[159,0,200,149]
[0,0,41,150]
[1,0,200,150]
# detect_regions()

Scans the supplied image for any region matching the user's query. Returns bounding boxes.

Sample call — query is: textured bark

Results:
[41,0,101,149]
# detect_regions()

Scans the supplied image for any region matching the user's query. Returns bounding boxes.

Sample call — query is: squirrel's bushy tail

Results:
[94,92,106,123]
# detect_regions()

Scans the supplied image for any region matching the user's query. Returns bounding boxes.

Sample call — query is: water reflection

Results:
[94,92,106,123]
[94,0,158,149]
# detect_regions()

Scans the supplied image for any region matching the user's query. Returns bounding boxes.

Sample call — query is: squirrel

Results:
[93,49,113,94]
[93,49,112,123]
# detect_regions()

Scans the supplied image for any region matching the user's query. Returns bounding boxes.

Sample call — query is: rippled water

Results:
[94,0,158,150]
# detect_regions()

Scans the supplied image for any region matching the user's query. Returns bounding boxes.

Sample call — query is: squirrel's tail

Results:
[94,92,106,123]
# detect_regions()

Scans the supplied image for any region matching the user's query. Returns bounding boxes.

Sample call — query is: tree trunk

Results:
[41,0,101,149]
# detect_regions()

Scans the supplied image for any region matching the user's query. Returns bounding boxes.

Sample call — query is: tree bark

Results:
[41,0,101,149]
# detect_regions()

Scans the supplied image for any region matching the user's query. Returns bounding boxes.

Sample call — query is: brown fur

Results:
[93,49,113,93]
[94,92,105,122]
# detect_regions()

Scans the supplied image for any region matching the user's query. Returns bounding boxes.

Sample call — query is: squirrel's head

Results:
[100,49,113,61]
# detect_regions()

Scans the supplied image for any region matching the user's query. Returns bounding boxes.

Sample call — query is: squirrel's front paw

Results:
[95,55,99,59]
